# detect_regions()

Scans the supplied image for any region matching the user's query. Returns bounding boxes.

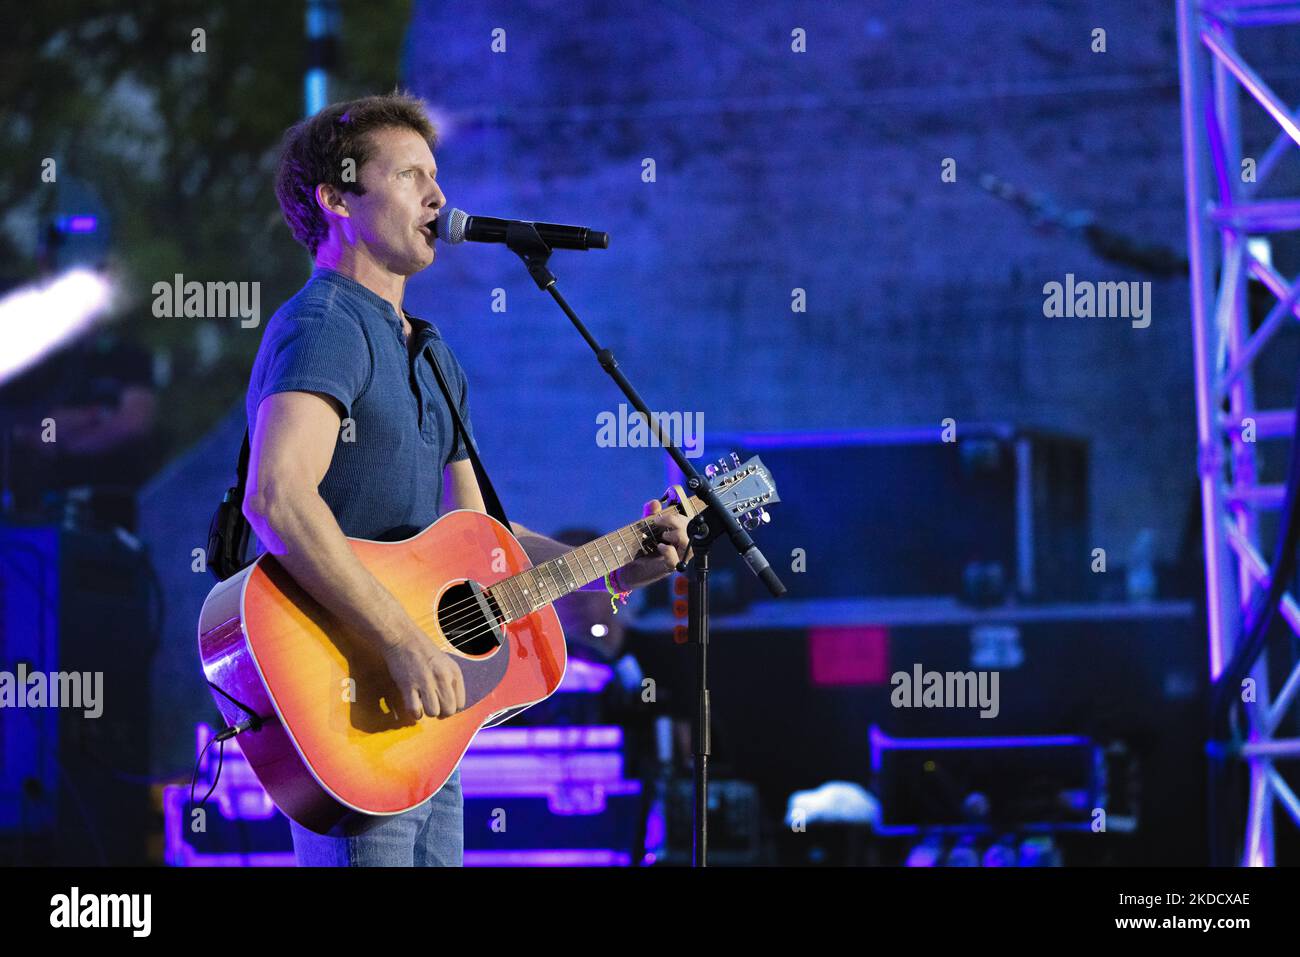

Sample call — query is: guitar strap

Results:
[206,346,510,582]
[424,345,511,530]
[206,430,253,581]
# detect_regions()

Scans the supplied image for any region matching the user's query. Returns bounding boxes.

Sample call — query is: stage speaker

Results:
[0,523,158,865]
[658,425,1089,606]
[459,726,646,866]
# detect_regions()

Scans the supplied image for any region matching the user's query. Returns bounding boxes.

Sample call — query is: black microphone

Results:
[435,208,609,250]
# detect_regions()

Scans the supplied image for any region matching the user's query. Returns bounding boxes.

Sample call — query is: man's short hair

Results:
[275,91,438,257]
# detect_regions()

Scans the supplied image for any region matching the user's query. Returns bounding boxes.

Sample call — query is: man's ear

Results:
[315,182,350,220]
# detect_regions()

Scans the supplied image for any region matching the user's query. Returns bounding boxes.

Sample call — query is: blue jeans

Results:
[289,768,463,866]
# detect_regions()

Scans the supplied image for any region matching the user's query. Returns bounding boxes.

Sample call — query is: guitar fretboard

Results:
[484,504,697,621]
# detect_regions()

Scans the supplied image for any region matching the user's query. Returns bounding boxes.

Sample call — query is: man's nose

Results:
[426,180,445,210]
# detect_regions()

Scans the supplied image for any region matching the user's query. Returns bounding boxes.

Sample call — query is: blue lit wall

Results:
[141,3,1300,777]
[397,1,1228,558]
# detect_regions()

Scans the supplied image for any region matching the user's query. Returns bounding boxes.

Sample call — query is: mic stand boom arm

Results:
[504,223,785,596]
[504,222,787,866]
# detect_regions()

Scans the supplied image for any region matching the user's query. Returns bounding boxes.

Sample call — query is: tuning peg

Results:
[741,510,758,530]
[730,452,741,469]
[718,456,730,472]
[758,507,770,524]
[705,464,718,479]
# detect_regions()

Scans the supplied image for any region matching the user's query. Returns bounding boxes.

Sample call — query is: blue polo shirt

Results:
[246,266,474,542]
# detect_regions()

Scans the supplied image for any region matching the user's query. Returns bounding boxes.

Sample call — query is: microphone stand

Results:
[502,222,787,866]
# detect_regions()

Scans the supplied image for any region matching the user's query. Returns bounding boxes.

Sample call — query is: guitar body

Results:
[197,509,567,836]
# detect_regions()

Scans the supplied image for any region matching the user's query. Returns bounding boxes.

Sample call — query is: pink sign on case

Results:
[808,625,889,686]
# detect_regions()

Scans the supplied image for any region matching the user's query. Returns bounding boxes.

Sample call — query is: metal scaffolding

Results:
[1178,0,1300,865]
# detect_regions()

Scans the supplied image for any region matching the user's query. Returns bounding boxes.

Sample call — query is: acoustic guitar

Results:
[197,455,778,835]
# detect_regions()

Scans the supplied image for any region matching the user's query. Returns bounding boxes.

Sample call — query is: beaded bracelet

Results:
[604,567,631,614]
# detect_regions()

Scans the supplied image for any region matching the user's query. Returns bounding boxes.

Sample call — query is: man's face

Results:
[337,125,445,275]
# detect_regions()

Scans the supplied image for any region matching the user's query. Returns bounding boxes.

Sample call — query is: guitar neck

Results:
[485,495,705,621]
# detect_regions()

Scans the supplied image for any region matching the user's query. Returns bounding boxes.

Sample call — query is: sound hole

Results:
[437,580,503,657]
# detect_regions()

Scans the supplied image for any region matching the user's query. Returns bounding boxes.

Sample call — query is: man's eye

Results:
[400,169,415,178]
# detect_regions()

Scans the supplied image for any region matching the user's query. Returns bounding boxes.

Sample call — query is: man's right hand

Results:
[245,390,470,723]
[378,626,467,721]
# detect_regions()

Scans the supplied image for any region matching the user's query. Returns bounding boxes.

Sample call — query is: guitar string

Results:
[404,483,762,643]
[416,560,640,654]
[424,517,667,639]
[394,517,670,646]
[325,486,737,651]
[409,495,719,647]
[426,538,649,642]
[425,486,730,633]
[425,516,656,625]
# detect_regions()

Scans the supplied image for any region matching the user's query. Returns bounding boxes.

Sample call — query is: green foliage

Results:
[0,0,413,463]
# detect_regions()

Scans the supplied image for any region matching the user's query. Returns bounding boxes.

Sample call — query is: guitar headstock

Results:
[701,453,780,530]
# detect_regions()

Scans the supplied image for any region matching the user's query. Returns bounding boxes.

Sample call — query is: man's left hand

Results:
[618,497,692,590]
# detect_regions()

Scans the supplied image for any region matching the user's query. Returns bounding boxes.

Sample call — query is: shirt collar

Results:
[310,266,442,340]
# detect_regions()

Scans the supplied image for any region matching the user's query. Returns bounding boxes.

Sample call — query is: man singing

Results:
[244,91,689,866]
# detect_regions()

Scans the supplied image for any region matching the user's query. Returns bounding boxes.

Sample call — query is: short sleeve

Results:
[252,305,372,420]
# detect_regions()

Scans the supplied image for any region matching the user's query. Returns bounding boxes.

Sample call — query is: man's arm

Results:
[443,457,690,591]
[244,390,465,719]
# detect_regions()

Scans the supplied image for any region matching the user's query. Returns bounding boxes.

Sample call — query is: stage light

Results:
[0,268,114,386]
[56,214,99,234]
[1246,237,1272,272]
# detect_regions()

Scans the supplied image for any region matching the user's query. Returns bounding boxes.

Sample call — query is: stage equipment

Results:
[460,725,643,866]
[630,598,1204,864]
[653,427,1089,608]
[0,523,158,865]
[1178,0,1300,864]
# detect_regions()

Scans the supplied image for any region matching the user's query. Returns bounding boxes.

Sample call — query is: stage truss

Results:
[1178,0,1300,865]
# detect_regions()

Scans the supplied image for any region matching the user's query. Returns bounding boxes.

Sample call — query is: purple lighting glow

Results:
[467,725,622,751]
[58,214,99,233]
[869,725,1091,773]
[161,786,294,868]
[464,849,631,867]
[557,657,615,693]
[461,725,641,815]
